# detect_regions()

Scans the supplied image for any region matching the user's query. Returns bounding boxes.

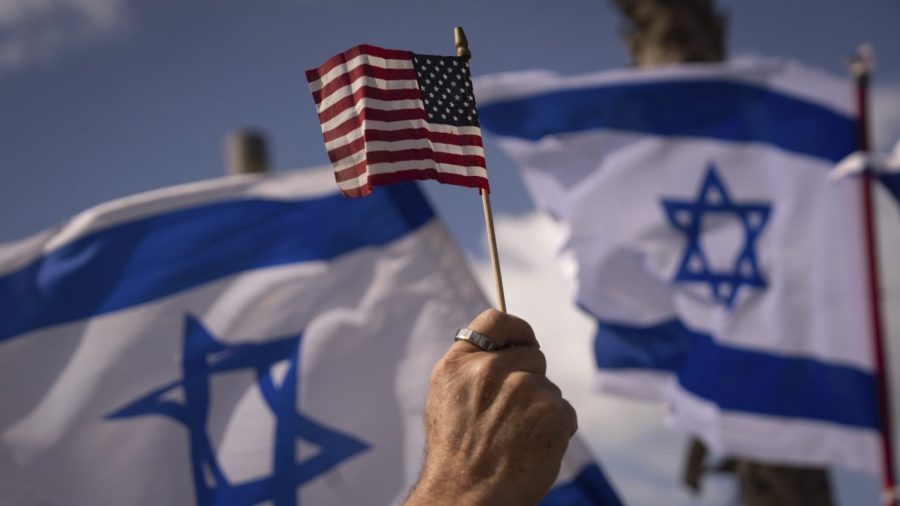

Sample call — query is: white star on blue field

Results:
[662,164,771,307]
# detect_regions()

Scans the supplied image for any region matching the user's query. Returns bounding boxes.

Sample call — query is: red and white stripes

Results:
[306,45,488,197]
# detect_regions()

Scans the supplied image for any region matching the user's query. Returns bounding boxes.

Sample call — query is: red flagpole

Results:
[852,45,897,505]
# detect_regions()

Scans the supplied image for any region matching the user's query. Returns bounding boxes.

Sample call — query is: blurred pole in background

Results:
[610,0,725,66]
[225,129,270,175]
[851,45,899,506]
[609,1,834,504]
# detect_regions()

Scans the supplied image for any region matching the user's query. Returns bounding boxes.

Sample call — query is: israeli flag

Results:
[476,59,881,473]
[0,169,618,505]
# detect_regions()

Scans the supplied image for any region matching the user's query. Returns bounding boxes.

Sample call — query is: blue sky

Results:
[2,1,900,504]
[2,0,899,246]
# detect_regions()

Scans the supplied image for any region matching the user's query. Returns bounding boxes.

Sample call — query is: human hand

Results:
[405,309,578,506]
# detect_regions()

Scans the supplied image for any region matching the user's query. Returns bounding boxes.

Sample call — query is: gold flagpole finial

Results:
[850,44,875,80]
[454,26,470,59]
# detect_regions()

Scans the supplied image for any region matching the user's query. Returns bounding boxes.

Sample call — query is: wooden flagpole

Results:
[454,26,507,313]
[851,44,898,506]
[480,188,507,313]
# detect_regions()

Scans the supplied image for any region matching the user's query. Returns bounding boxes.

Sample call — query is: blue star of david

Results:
[107,316,369,506]
[661,164,771,307]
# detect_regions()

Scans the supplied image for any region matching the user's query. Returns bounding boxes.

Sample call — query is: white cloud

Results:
[467,213,735,505]
[0,0,127,73]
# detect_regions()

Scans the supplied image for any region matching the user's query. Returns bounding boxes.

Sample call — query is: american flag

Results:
[305,44,489,198]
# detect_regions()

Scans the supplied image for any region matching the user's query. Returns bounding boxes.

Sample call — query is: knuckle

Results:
[531,349,548,372]
[429,357,449,378]
[505,370,529,388]
[508,316,536,345]
[504,371,539,397]
[448,354,504,397]
[564,399,579,434]
[470,309,505,338]
[529,381,573,416]
[427,368,445,394]
[479,308,505,326]
[552,398,578,434]
[535,393,561,415]
[469,353,503,378]
[429,355,457,385]
[542,376,561,396]
[534,402,575,439]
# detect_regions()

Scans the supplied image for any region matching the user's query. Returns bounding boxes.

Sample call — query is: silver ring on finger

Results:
[454,328,499,351]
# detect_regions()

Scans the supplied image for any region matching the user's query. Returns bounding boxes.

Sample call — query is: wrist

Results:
[404,466,504,506]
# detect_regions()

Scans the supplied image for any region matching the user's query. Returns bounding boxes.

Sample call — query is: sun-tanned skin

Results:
[405,309,578,506]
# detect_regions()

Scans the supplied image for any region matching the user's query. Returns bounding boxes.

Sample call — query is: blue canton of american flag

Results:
[306,45,488,198]
[412,53,480,126]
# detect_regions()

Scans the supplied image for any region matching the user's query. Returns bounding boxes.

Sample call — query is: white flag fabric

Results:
[476,59,882,473]
[832,140,900,203]
[0,169,618,505]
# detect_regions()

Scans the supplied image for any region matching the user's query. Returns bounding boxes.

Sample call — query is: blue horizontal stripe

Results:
[0,183,433,343]
[593,318,878,430]
[541,464,623,506]
[478,79,857,163]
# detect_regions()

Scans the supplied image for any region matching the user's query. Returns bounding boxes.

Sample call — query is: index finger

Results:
[451,308,539,354]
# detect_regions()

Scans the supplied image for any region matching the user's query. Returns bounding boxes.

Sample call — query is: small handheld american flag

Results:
[305,44,489,198]
[304,28,506,313]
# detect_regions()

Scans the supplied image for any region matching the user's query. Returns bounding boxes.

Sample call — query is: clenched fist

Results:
[405,309,578,506]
